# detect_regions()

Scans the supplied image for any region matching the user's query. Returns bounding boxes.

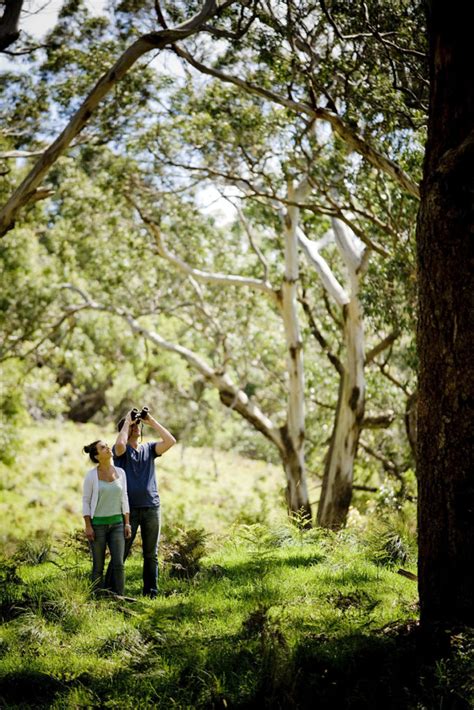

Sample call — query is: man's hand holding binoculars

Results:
[119,407,176,455]
[126,406,150,426]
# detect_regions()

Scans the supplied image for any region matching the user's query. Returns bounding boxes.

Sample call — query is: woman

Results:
[82,439,131,596]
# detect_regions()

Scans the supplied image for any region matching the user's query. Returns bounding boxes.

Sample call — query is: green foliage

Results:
[363,512,417,568]
[14,537,53,566]
[0,555,26,621]
[0,362,25,465]
[1,0,423,486]
[162,527,208,579]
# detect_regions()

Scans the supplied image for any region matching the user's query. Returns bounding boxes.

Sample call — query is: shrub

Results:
[364,516,416,568]
[162,527,208,579]
[15,537,53,566]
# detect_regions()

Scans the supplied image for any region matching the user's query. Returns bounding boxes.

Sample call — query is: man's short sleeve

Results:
[149,442,162,459]
[112,445,126,465]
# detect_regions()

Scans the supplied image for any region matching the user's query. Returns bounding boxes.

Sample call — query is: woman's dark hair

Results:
[83,440,100,463]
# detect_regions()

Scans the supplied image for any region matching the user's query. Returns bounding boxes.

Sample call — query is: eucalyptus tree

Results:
[147,0,424,527]
[1,0,423,527]
[52,160,314,519]
[299,219,368,527]
[129,184,313,521]
[108,61,416,529]
[119,2,417,526]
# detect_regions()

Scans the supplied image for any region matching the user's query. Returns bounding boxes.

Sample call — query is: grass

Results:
[0,421,284,550]
[0,422,472,709]
[1,531,421,708]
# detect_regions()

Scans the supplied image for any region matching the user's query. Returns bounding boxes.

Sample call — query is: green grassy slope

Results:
[0,423,471,709]
[0,421,285,549]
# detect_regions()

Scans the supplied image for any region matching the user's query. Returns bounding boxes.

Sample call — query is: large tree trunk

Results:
[405,390,417,458]
[317,293,365,528]
[416,2,474,628]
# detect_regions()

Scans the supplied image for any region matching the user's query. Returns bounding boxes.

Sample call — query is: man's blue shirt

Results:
[113,442,161,508]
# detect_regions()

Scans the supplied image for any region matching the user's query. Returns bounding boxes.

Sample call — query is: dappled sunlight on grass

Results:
[1,424,471,709]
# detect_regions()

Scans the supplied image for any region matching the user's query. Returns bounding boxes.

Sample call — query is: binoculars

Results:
[131,406,149,423]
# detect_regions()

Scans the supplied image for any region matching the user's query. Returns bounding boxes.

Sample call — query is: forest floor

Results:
[0,423,472,709]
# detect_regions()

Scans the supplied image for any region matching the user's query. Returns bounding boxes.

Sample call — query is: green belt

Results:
[92,514,123,525]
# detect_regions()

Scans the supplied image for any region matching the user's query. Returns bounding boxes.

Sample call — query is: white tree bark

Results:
[64,174,315,523]
[135,208,278,303]
[134,196,312,520]
[299,218,368,528]
[297,228,350,306]
[280,182,311,521]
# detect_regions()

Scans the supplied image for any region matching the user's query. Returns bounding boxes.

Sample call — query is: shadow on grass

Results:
[290,624,473,710]
[0,670,65,708]
[2,623,471,709]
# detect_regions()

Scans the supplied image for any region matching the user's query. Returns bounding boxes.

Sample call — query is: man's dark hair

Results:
[117,417,126,432]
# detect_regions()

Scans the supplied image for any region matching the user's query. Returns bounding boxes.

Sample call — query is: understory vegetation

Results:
[0,425,472,709]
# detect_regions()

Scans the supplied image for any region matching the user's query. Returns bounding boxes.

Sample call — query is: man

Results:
[106,408,176,597]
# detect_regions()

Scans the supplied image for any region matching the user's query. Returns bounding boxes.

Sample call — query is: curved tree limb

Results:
[60,283,285,453]
[362,412,396,429]
[0,0,240,236]
[298,227,350,307]
[365,330,399,364]
[128,196,279,302]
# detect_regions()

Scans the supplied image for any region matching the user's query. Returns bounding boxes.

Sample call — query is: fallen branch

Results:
[397,568,418,582]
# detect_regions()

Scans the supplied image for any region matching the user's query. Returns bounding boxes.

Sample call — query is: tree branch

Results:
[0,0,241,236]
[313,190,391,258]
[359,439,399,475]
[365,330,399,364]
[362,412,396,429]
[373,360,411,395]
[128,195,279,302]
[154,0,168,29]
[60,283,285,452]
[331,217,366,274]
[0,0,24,52]
[299,290,343,375]
[172,45,420,199]
[230,199,270,283]
[297,227,350,306]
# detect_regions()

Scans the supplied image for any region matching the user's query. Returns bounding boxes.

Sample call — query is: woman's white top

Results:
[82,466,130,518]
